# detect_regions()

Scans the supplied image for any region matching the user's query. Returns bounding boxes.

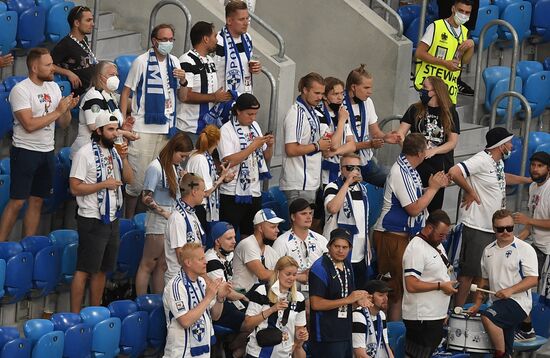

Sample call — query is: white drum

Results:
[447,313,493,353]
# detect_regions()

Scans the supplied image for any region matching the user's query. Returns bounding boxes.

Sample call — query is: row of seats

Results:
[505,131,550,177]
[0,0,74,52]
[0,295,165,358]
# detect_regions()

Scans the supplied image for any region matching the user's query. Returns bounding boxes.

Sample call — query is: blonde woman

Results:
[243,256,309,358]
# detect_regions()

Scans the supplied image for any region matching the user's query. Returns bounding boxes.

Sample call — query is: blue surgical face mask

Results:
[502,147,511,160]
[420,88,431,106]
[157,41,173,56]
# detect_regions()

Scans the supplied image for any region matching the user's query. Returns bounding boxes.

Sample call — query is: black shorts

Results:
[480,298,527,354]
[10,146,55,199]
[404,318,445,358]
[76,215,120,273]
[459,225,495,277]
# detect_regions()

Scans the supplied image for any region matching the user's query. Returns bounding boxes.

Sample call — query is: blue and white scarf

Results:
[343,92,370,163]
[92,140,123,224]
[396,154,425,236]
[333,176,371,264]
[362,309,389,358]
[142,49,178,131]
[232,116,271,203]
[204,151,220,221]
[221,26,252,94]
[202,90,238,127]
[320,102,341,183]
[296,96,321,146]
[175,198,206,245]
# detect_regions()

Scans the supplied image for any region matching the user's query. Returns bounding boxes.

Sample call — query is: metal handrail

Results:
[472,20,519,129]
[417,0,428,46]
[489,91,532,211]
[370,0,404,39]
[378,115,403,131]
[148,0,192,53]
[261,67,279,191]
[249,12,286,63]
[90,0,101,54]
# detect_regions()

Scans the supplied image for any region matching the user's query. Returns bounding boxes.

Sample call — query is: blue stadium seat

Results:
[261,190,274,204]
[118,218,135,238]
[43,158,69,214]
[0,259,5,299]
[387,321,406,349]
[545,57,550,71]
[522,70,550,118]
[0,175,9,218]
[6,0,35,14]
[114,55,138,93]
[0,92,12,138]
[498,1,532,43]
[532,0,550,42]
[268,186,290,231]
[132,213,146,232]
[504,136,523,176]
[43,1,74,43]
[397,4,420,32]
[479,0,492,6]
[51,312,92,358]
[527,132,550,167]
[494,0,521,13]
[365,183,384,229]
[80,306,121,358]
[0,326,31,358]
[482,66,511,110]
[0,2,6,12]
[0,10,18,54]
[57,147,71,173]
[516,60,544,85]
[490,76,523,117]
[17,6,46,48]
[3,75,26,91]
[108,300,148,357]
[24,319,64,358]
[48,229,78,284]
[55,80,71,97]
[395,334,405,358]
[471,5,499,49]
[405,17,424,53]
[0,158,8,175]
[135,294,166,350]
[20,235,60,296]
[536,143,550,155]
[116,229,145,279]
[0,241,33,303]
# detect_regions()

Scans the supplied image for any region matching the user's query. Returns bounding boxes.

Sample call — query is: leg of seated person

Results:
[136,234,165,295]
[454,275,473,308]
[481,315,506,354]
[70,270,89,313]
[89,272,107,306]
[0,199,26,241]
[152,253,167,294]
[23,196,44,237]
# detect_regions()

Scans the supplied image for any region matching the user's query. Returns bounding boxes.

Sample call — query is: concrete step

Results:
[97,11,115,32]
[95,29,142,61]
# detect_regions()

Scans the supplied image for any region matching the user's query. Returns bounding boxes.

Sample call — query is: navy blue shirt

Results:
[309,253,355,342]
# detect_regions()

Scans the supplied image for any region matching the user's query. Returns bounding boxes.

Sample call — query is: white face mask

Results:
[105,75,120,92]
[454,12,470,26]
[157,41,173,56]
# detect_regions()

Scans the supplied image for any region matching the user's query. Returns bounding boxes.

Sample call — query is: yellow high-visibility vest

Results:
[414,19,468,104]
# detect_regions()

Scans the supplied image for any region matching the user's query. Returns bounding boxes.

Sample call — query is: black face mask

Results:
[328,102,341,113]
[353,96,362,104]
[419,89,431,106]
[219,247,232,257]
[262,238,273,246]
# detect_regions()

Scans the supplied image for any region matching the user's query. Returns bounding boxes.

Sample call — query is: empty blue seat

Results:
[387,321,406,349]
[261,191,274,205]
[0,259,6,299]
[0,175,10,218]
[114,55,138,93]
[135,294,166,350]
[55,80,71,97]
[43,158,69,214]
[0,10,18,54]
[0,158,8,175]
[3,75,26,91]
[0,2,6,12]
[17,6,46,48]
[365,183,384,229]
[57,147,71,173]
[118,218,135,238]
[545,57,550,71]
[0,241,33,303]
[132,213,146,232]
[471,5,499,49]
[516,60,544,85]
[0,326,31,358]
[532,0,550,42]
[51,313,92,358]
[397,4,420,32]
[522,71,550,118]
[494,0,521,13]
[489,76,523,117]
[44,1,74,43]
[406,17,423,53]
[49,229,78,284]
[80,306,121,358]
[20,235,60,296]
[498,1,532,43]
[527,132,550,165]
[0,92,12,138]
[108,300,148,357]
[267,186,290,231]
[6,0,35,14]
[394,334,405,358]
[504,136,523,175]
[116,229,145,279]
[24,319,64,358]
[536,143,550,155]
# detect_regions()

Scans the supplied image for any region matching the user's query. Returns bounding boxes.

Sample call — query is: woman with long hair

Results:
[185,125,233,229]
[243,256,309,358]
[135,132,194,295]
[396,76,460,212]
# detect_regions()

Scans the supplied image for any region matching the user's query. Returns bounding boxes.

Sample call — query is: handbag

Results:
[255,303,291,347]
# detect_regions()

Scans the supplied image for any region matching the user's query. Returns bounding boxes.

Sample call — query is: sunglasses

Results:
[494,226,514,233]
[343,165,361,172]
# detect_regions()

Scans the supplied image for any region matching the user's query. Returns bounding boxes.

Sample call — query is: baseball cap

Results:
[289,198,316,215]
[362,280,392,294]
[253,208,284,225]
[530,151,550,166]
[485,127,513,149]
[95,112,119,129]
[328,227,353,247]
[234,93,260,111]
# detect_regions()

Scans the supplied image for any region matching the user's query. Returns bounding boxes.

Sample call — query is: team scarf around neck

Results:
[296,95,321,146]
[320,102,342,182]
[397,154,425,235]
[343,92,369,158]
[334,175,371,264]
[156,158,180,198]
[221,26,252,94]
[175,198,206,245]
[92,140,123,224]
[363,309,388,358]
[204,151,220,221]
[232,116,271,203]
[143,49,178,130]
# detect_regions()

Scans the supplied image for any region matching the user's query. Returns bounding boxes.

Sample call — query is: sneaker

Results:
[458,79,475,96]
[514,328,536,342]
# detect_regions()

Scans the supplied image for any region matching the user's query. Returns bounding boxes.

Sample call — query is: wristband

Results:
[180,79,188,87]
[261,310,267,319]
[437,282,441,291]
[313,142,320,152]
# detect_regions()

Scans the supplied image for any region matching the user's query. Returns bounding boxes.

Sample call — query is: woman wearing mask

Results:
[397,76,460,212]
[186,125,234,229]
[243,256,309,358]
[70,60,138,159]
[135,132,194,295]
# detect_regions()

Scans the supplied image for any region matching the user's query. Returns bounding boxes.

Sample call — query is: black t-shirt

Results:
[401,104,460,183]
[52,35,96,95]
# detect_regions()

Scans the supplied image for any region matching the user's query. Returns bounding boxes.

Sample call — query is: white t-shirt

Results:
[177,50,217,134]
[124,51,181,134]
[279,103,322,191]
[9,78,62,152]
[205,248,233,282]
[272,230,328,272]
[71,87,123,159]
[163,271,214,358]
[457,151,506,232]
[421,21,463,47]
[214,32,252,94]
[352,309,390,358]
[528,179,550,254]
[232,235,280,293]
[342,98,378,165]
[217,120,265,197]
[164,208,205,283]
[186,153,214,206]
[70,143,121,221]
[402,235,452,320]
[481,237,538,314]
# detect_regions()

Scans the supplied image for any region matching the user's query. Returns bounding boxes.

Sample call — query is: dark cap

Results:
[485,127,513,149]
[289,198,316,215]
[362,280,392,294]
[530,151,550,166]
[234,93,260,111]
[328,228,353,247]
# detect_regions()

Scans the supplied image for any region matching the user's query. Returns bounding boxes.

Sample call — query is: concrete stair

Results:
[93,12,143,61]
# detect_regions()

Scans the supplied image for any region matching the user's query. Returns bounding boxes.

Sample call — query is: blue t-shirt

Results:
[309,253,355,342]
[143,159,180,207]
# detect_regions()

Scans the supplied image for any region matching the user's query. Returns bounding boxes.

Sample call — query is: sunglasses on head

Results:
[494,226,514,233]
[343,165,361,172]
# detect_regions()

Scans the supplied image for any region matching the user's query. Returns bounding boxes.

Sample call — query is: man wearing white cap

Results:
[232,208,283,293]
[69,112,134,312]
[448,127,532,307]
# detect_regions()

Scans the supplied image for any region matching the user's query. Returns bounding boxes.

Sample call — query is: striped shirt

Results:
[352,308,390,358]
